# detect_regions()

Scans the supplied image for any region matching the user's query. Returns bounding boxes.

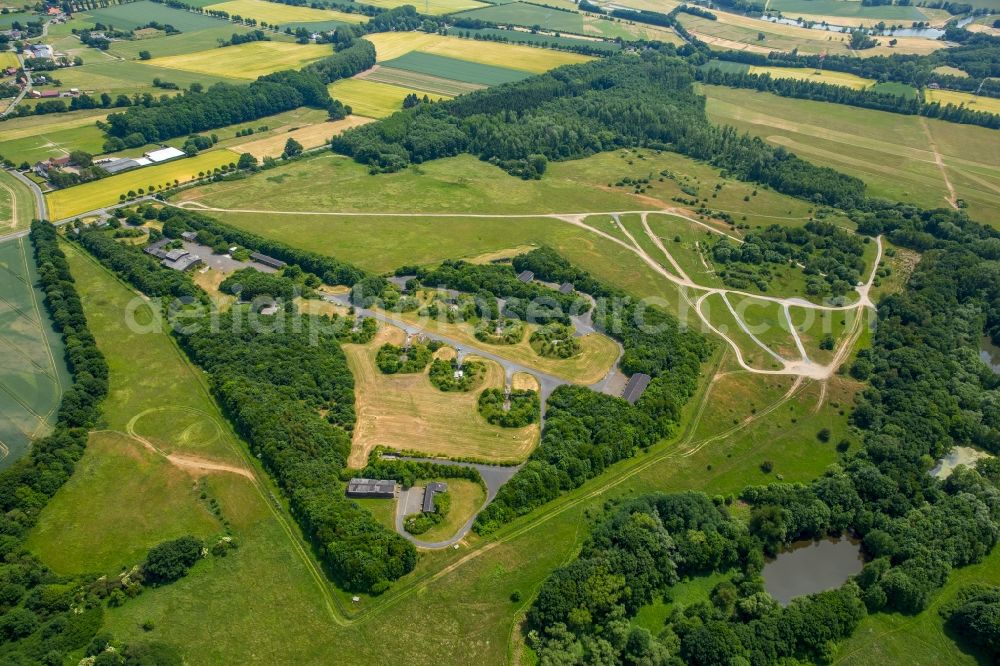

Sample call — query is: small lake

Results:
[757,14,972,39]
[981,336,1000,375]
[762,537,864,605]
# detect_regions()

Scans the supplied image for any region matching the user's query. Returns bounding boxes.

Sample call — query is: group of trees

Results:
[428,358,484,391]
[0,222,111,663]
[529,322,581,359]
[78,229,201,300]
[477,388,540,428]
[941,584,1000,659]
[375,341,435,374]
[332,53,868,209]
[219,267,300,301]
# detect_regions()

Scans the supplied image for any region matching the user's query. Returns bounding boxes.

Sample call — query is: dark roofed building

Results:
[422,482,448,513]
[144,239,169,260]
[164,253,202,272]
[250,252,286,269]
[559,282,574,294]
[622,373,651,404]
[181,231,198,241]
[516,270,534,283]
[346,478,397,499]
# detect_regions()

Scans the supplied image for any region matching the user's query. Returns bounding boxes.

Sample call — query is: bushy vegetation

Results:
[359,457,483,488]
[375,342,434,374]
[219,267,299,301]
[142,536,203,586]
[79,230,200,300]
[0,223,110,663]
[428,358,485,391]
[404,491,450,535]
[474,317,524,345]
[529,323,581,359]
[477,389,539,428]
[941,584,1000,659]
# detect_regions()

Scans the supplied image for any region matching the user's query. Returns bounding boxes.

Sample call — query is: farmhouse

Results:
[516,270,534,283]
[422,482,448,513]
[250,252,286,269]
[33,155,71,176]
[346,478,397,499]
[97,157,143,175]
[621,372,651,404]
[28,44,54,59]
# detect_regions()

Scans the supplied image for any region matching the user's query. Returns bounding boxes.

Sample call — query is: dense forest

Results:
[332,53,868,209]
[525,206,1000,662]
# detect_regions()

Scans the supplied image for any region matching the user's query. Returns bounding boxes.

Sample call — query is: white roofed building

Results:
[144,147,186,163]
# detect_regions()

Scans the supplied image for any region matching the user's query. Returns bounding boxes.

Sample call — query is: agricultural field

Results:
[452,2,588,34]
[0,51,19,69]
[365,31,592,72]
[229,114,372,158]
[703,85,1000,228]
[0,237,70,469]
[358,66,484,96]
[78,0,224,31]
[107,24,259,60]
[766,0,927,21]
[383,51,529,85]
[46,149,240,220]
[150,41,333,79]
[748,64,875,89]
[203,0,366,26]
[344,325,539,466]
[328,78,451,118]
[0,169,36,233]
[365,0,489,15]
[51,59,245,97]
[925,88,1000,116]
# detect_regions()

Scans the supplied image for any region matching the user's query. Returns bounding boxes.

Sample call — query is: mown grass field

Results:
[359,66,484,96]
[0,51,19,69]
[204,0,366,25]
[365,31,592,72]
[107,24,258,60]
[384,51,529,86]
[80,0,223,31]
[328,78,451,118]
[748,65,874,89]
[0,123,108,165]
[151,41,332,79]
[703,85,1000,228]
[453,2,587,33]
[925,88,1000,115]
[47,150,239,219]
[0,170,35,233]
[230,114,372,158]
[344,325,539,466]
[0,237,70,470]
[416,478,486,542]
[767,0,925,20]
[365,0,488,15]
[53,59,245,97]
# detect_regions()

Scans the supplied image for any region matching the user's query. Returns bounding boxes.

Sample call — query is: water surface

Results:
[762,537,863,605]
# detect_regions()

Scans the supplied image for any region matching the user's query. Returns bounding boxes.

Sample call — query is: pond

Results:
[762,537,864,606]
[981,336,1000,375]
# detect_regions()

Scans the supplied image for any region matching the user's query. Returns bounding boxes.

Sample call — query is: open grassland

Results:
[47,150,239,220]
[81,0,223,31]
[453,2,587,33]
[384,51,529,85]
[53,59,245,96]
[328,78,451,118]
[151,41,333,79]
[728,294,799,358]
[767,0,925,20]
[204,0,365,24]
[416,479,487,542]
[0,170,36,233]
[748,65,874,89]
[25,244,348,664]
[0,109,109,141]
[365,31,591,72]
[703,85,1000,228]
[359,66,484,95]
[230,115,372,158]
[0,237,70,470]
[365,0,488,15]
[0,51,19,69]
[108,24,258,60]
[344,325,539,467]
[699,293,781,370]
[834,546,1000,666]
[789,305,859,366]
[925,88,1000,115]
[0,123,107,165]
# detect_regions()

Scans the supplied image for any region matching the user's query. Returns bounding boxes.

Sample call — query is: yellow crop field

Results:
[328,78,451,118]
[925,89,1000,115]
[203,0,365,24]
[748,66,874,90]
[151,42,332,79]
[46,150,239,220]
[363,0,488,15]
[0,51,20,69]
[365,32,591,73]
[231,115,372,158]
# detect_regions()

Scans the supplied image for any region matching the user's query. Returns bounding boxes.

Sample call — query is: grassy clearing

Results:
[365,0,489,15]
[767,0,924,20]
[107,25,257,60]
[47,150,240,219]
[789,305,860,366]
[80,0,223,31]
[452,2,586,33]
[748,65,874,89]
[0,237,70,469]
[925,88,1000,115]
[0,109,110,141]
[0,170,35,232]
[230,115,372,158]
[365,31,591,72]
[359,66,484,96]
[353,497,396,531]
[700,293,782,371]
[151,41,333,79]
[384,51,531,85]
[204,0,366,24]
[53,59,244,96]
[328,78,451,118]
[726,295,799,359]
[0,123,107,165]
[703,85,1000,228]
[416,478,486,542]
[344,325,539,467]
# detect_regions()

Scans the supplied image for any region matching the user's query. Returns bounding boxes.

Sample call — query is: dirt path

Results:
[920,117,959,209]
[122,413,255,481]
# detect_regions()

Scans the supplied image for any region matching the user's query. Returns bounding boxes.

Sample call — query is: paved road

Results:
[391,456,522,549]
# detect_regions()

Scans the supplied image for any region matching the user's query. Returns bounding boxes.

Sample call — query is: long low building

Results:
[422,482,448,513]
[346,478,397,499]
[622,372,651,404]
